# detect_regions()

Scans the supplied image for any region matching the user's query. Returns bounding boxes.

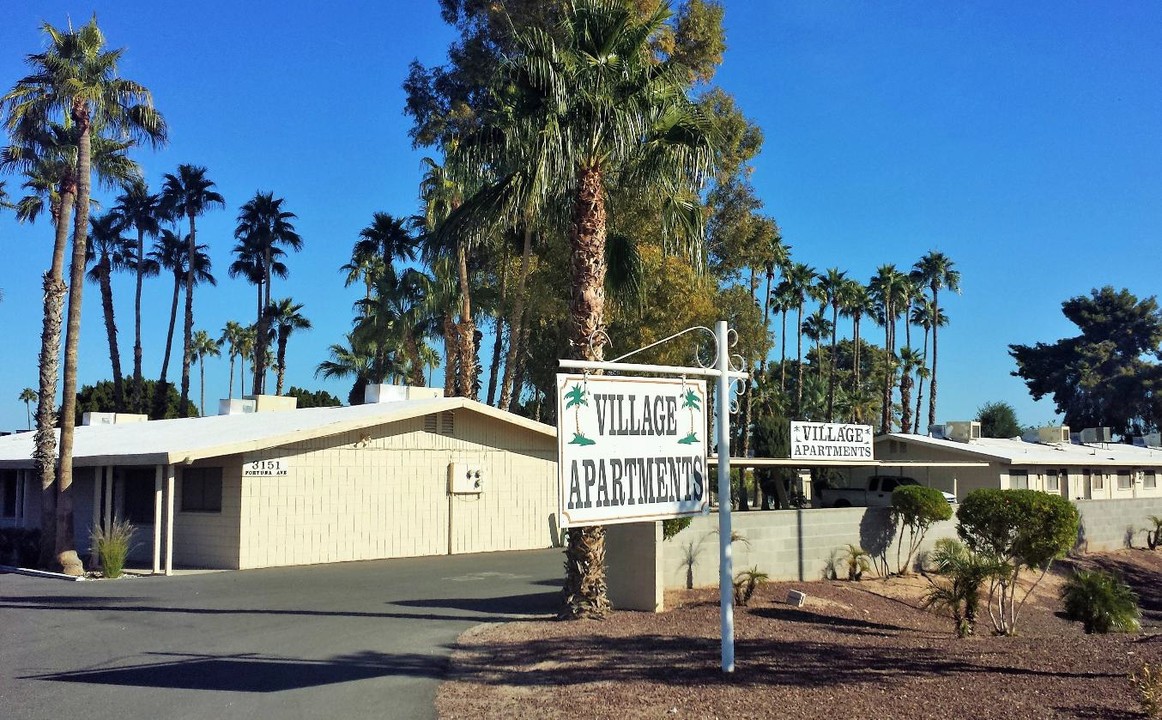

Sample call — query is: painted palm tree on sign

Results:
[267,298,311,395]
[3,16,165,573]
[19,388,38,430]
[188,329,220,416]
[678,387,701,445]
[912,251,960,429]
[85,211,131,410]
[564,383,595,446]
[160,164,223,415]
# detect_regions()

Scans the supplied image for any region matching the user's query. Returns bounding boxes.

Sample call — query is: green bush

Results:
[733,566,768,606]
[1061,568,1140,634]
[91,519,135,579]
[922,537,1005,638]
[662,517,693,541]
[957,489,1079,635]
[891,485,952,575]
[1147,516,1162,551]
[842,544,871,581]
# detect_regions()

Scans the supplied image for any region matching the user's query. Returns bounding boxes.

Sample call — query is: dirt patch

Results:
[438,549,1162,719]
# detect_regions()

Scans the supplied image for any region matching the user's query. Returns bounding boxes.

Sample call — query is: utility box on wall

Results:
[448,462,483,494]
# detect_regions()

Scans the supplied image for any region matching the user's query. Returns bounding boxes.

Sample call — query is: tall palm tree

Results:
[234,191,302,394]
[912,251,960,429]
[3,17,165,573]
[237,325,256,398]
[909,300,947,434]
[85,211,131,409]
[150,230,215,418]
[818,267,847,421]
[217,320,248,399]
[19,388,38,430]
[840,279,873,402]
[188,329,220,416]
[267,298,311,395]
[464,0,714,619]
[316,332,382,406]
[112,177,162,390]
[869,265,908,434]
[160,164,223,416]
[780,262,817,415]
[897,346,922,436]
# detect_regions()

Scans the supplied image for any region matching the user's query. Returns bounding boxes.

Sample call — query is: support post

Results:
[91,469,103,568]
[153,465,163,574]
[715,320,735,673]
[165,464,175,576]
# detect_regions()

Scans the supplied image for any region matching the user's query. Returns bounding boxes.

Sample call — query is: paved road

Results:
[0,549,562,720]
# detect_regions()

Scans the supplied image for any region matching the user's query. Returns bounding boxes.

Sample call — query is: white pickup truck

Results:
[818,475,956,508]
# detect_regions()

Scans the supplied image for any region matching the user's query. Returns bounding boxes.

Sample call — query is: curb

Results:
[0,565,87,581]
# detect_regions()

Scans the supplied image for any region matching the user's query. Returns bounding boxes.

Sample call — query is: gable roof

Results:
[879,432,1162,467]
[0,397,556,469]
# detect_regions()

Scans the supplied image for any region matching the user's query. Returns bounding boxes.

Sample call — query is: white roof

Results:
[0,397,555,469]
[880,432,1162,468]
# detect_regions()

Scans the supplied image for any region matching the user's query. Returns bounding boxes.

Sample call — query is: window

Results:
[1092,471,1104,490]
[121,468,157,524]
[1010,470,1028,490]
[1117,471,1132,490]
[181,467,223,513]
[1145,471,1157,489]
[1046,470,1059,493]
[1,470,17,517]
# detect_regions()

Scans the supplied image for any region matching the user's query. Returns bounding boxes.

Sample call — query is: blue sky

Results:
[1,1,1160,432]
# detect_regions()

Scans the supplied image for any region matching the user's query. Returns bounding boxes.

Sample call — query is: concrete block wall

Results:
[176,459,243,569]
[606,521,663,611]
[1075,497,1162,551]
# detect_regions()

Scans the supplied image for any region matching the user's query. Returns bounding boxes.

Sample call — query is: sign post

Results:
[558,320,747,673]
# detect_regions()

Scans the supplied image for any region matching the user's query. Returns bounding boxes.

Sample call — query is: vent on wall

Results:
[424,414,438,433]
[441,411,455,436]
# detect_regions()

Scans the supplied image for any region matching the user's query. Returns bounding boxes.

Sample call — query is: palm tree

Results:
[910,300,946,434]
[234,191,302,394]
[316,332,383,405]
[149,230,215,417]
[869,265,908,434]
[839,279,873,406]
[912,252,960,429]
[160,164,223,416]
[3,17,165,573]
[85,211,131,409]
[267,298,311,395]
[780,262,817,415]
[217,320,248,399]
[818,268,847,420]
[465,0,714,619]
[188,329,220,415]
[19,388,37,430]
[897,347,922,436]
[112,177,162,390]
[237,325,256,397]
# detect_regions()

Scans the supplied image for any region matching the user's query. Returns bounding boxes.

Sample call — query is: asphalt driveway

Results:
[0,549,562,720]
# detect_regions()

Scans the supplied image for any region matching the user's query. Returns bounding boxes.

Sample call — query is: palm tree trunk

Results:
[796,304,804,414]
[34,182,74,569]
[180,213,196,414]
[827,305,839,421]
[154,271,181,418]
[227,355,236,399]
[199,357,206,415]
[914,326,929,434]
[276,333,290,395]
[779,309,788,392]
[133,227,146,405]
[486,250,509,405]
[563,163,611,621]
[455,244,476,398]
[442,315,457,397]
[881,305,893,434]
[55,112,93,576]
[499,227,534,411]
[98,265,124,410]
[900,372,913,436]
[254,250,272,395]
[929,290,940,429]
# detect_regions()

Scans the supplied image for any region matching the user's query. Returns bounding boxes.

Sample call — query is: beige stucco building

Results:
[0,392,559,572]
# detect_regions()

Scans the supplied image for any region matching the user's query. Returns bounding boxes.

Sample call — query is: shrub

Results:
[91,519,135,579]
[957,489,1079,635]
[842,544,871,581]
[662,517,693,541]
[1147,516,1162,551]
[733,567,768,606]
[922,537,1005,638]
[891,485,952,575]
[1133,663,1162,719]
[1061,568,1140,634]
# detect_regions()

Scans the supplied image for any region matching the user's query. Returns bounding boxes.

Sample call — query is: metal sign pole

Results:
[715,320,735,673]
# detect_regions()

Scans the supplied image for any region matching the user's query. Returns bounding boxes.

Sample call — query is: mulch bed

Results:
[438,549,1162,719]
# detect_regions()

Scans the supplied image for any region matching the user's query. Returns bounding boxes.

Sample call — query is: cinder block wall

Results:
[1076,498,1162,551]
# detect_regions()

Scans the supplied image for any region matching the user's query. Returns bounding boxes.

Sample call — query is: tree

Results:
[150,231,215,418]
[218,320,248,399]
[891,484,952,575]
[112,177,162,396]
[922,537,1004,638]
[869,265,908,433]
[956,488,1079,635]
[818,267,847,421]
[188,329,220,415]
[316,332,383,406]
[76,379,195,422]
[233,191,302,394]
[1009,287,1162,438]
[160,165,223,415]
[470,0,715,619]
[3,16,165,573]
[285,386,343,409]
[85,211,131,410]
[19,388,37,430]
[912,251,960,429]
[977,401,1022,438]
[267,298,311,395]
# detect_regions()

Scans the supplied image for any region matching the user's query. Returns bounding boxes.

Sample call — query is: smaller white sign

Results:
[790,421,874,461]
[243,459,288,477]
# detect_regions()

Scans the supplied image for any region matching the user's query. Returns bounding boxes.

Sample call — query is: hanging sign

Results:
[789,421,874,460]
[556,374,709,528]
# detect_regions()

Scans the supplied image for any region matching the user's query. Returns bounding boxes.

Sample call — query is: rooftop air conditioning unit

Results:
[1144,432,1162,448]
[945,421,981,443]
[1037,425,1070,444]
[1079,427,1112,444]
[927,424,948,439]
[219,398,257,415]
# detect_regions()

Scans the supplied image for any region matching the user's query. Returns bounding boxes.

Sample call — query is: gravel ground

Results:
[437,549,1162,719]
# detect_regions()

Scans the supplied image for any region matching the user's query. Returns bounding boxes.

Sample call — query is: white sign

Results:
[243,459,288,477]
[556,374,709,528]
[790,421,874,461]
